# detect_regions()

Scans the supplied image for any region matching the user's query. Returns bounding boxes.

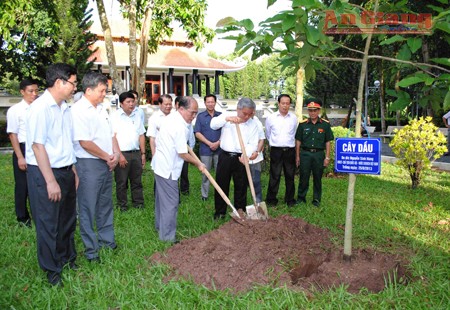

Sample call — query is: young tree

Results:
[217,0,450,261]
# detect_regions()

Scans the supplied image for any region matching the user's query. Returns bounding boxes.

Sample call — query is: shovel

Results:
[187,146,242,220]
[235,123,268,220]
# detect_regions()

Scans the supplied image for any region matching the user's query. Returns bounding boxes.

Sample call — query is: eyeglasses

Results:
[62,79,78,87]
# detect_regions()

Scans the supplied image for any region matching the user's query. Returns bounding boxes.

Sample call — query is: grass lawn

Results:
[0,154,449,309]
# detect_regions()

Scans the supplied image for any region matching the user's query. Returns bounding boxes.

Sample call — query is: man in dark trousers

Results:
[210,97,259,220]
[26,63,78,286]
[295,99,334,207]
[7,79,39,227]
[265,94,298,207]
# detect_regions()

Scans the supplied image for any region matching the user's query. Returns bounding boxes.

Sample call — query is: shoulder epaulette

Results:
[299,118,308,123]
[321,118,330,123]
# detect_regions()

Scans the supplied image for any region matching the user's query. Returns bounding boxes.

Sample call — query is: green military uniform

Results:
[295,117,334,205]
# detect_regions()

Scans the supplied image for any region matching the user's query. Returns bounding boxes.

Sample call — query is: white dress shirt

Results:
[151,111,190,180]
[25,90,76,167]
[146,109,171,138]
[265,111,298,147]
[111,108,146,151]
[71,96,113,159]
[7,100,31,143]
[210,112,259,155]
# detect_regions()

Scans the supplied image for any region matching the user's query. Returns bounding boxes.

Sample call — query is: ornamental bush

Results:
[389,117,447,189]
[325,126,355,176]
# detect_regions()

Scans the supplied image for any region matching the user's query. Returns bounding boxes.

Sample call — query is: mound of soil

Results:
[150,215,409,294]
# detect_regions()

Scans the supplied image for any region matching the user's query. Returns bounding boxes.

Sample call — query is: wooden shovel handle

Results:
[235,123,258,205]
[187,146,234,208]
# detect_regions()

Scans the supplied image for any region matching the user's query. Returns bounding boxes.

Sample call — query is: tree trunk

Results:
[343,0,378,261]
[138,3,153,101]
[395,70,401,126]
[295,66,305,119]
[96,0,125,94]
[128,0,138,96]
[421,37,434,118]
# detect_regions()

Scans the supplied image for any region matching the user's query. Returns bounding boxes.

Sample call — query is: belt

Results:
[54,165,73,170]
[272,146,294,151]
[122,150,140,153]
[223,151,242,157]
[302,148,323,153]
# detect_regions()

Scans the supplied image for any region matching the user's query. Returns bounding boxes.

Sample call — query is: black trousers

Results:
[114,151,144,209]
[266,147,296,204]
[179,161,189,194]
[12,143,30,223]
[214,152,248,216]
[27,165,77,274]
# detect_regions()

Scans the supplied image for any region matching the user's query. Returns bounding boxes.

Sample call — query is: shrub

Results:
[325,126,355,176]
[390,117,447,189]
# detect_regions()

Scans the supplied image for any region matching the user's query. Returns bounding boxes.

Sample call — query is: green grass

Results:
[0,154,449,309]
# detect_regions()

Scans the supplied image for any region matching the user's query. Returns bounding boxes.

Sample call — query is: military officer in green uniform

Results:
[295,99,333,207]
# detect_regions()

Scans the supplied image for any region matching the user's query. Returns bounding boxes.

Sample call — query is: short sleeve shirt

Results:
[6,100,30,143]
[111,108,146,151]
[25,90,76,167]
[295,118,334,149]
[71,96,113,159]
[193,110,222,156]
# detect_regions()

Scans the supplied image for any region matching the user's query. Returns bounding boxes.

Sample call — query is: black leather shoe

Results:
[201,197,207,201]
[312,200,320,207]
[47,272,63,287]
[213,214,226,221]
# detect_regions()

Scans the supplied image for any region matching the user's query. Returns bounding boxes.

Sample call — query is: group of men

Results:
[7,63,334,287]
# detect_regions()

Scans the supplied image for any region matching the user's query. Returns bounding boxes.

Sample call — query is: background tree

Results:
[96,0,215,97]
[0,0,95,90]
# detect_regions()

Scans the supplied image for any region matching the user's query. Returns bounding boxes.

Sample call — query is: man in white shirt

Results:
[265,94,298,207]
[71,72,120,263]
[210,97,259,220]
[7,79,39,227]
[26,63,78,286]
[151,96,205,243]
[146,94,173,156]
[111,92,146,211]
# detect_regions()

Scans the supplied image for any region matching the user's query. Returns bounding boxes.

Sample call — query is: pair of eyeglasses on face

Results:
[62,79,78,87]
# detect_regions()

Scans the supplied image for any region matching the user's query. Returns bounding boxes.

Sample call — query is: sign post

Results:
[335,138,381,175]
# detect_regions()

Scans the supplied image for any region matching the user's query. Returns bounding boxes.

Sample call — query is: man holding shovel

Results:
[210,97,259,220]
[151,96,206,243]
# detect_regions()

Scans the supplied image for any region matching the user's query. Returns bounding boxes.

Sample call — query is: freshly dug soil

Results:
[150,215,409,294]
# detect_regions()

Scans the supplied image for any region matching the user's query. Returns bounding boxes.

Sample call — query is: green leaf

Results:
[267,0,277,8]
[407,38,422,53]
[444,90,450,110]
[379,35,405,46]
[435,20,450,34]
[397,44,411,61]
[426,4,444,13]
[282,14,296,32]
[215,17,237,28]
[397,76,426,88]
[431,58,450,66]
[293,0,316,9]
[305,25,321,46]
[239,19,254,32]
